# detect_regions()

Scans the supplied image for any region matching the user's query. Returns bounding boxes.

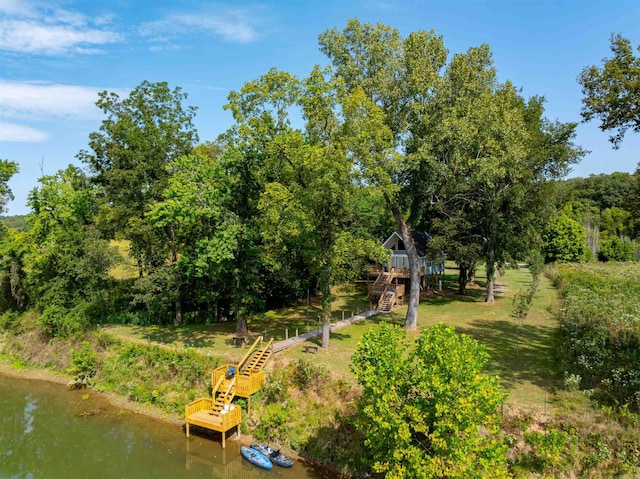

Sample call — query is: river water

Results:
[0,374,322,479]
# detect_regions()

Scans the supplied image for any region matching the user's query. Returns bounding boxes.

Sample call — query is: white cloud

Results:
[0,80,105,119]
[139,7,260,46]
[0,0,121,54]
[0,122,48,142]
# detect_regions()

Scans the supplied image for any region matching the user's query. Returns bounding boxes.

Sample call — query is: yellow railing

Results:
[185,397,214,417]
[237,336,264,370]
[219,405,241,429]
[213,365,266,398]
[235,371,265,397]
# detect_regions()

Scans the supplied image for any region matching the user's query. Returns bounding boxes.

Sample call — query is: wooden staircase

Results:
[212,376,236,413]
[185,336,273,447]
[379,290,396,311]
[240,342,272,376]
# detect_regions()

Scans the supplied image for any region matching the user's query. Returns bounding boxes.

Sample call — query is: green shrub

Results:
[597,237,635,262]
[68,341,97,386]
[253,402,292,443]
[556,263,640,410]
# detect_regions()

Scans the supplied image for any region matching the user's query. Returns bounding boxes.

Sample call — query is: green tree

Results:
[600,206,632,239]
[0,159,18,213]
[411,47,583,302]
[226,67,386,346]
[579,34,640,148]
[351,323,509,478]
[78,81,198,273]
[319,20,448,328]
[146,148,261,327]
[25,166,118,314]
[78,81,198,325]
[542,214,588,263]
[0,228,28,312]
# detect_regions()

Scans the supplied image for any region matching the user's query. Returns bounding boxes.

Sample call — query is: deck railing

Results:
[213,364,266,398]
[185,397,214,417]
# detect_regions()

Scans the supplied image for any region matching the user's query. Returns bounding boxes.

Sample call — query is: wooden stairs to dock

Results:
[185,336,273,447]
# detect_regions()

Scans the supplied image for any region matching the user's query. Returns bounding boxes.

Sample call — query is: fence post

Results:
[285,328,288,340]
[342,310,345,321]
[296,328,299,338]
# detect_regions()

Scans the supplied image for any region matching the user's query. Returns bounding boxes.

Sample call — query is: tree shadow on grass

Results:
[456,319,561,393]
[131,325,219,349]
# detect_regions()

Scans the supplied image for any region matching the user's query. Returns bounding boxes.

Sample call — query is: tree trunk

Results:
[171,227,182,326]
[174,298,183,326]
[468,263,476,285]
[392,206,421,330]
[458,265,468,295]
[485,253,495,302]
[236,316,248,335]
[321,267,331,349]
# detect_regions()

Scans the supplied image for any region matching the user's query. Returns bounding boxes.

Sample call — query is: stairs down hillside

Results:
[240,346,272,376]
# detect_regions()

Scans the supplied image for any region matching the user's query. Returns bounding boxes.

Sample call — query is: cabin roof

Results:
[382,231,431,257]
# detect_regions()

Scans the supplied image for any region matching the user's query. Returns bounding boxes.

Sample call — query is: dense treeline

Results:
[545,172,640,262]
[2,20,636,339]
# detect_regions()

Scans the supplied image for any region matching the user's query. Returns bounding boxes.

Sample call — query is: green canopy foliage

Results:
[351,323,509,478]
[579,34,640,148]
[542,214,588,263]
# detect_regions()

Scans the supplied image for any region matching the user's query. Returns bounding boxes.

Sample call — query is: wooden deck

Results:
[184,398,241,448]
[184,337,273,448]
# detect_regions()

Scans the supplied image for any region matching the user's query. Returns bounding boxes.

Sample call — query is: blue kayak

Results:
[250,442,294,467]
[241,446,273,470]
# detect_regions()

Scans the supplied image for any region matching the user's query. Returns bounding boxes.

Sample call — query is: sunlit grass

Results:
[106,263,562,410]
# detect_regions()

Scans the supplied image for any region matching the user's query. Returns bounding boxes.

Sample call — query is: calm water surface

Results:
[0,374,322,479]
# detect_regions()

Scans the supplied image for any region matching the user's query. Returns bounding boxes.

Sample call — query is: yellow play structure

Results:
[184,336,273,448]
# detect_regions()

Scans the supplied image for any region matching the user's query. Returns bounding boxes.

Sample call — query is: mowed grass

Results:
[105,264,561,410]
[279,265,562,411]
[104,283,372,364]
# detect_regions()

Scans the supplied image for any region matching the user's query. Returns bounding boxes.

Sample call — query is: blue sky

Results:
[1,0,639,215]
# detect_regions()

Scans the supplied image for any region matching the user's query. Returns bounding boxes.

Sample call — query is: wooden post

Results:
[342,310,345,321]
[285,328,289,340]
[186,422,190,437]
[296,328,299,338]
[222,429,225,449]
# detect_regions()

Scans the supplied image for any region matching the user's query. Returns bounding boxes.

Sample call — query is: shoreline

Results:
[0,361,184,427]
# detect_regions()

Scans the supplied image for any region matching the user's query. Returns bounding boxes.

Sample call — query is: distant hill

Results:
[0,215,28,231]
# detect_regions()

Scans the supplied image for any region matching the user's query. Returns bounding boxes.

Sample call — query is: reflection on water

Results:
[0,374,320,479]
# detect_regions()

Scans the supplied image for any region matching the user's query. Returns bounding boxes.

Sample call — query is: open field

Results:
[106,264,560,411]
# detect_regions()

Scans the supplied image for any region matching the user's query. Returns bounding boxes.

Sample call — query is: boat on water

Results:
[241,446,273,470]
[250,442,295,467]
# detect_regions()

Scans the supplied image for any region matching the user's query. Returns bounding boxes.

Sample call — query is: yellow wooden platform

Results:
[185,397,241,448]
[184,337,273,448]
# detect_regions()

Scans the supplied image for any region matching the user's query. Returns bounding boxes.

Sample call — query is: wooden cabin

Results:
[368,231,445,311]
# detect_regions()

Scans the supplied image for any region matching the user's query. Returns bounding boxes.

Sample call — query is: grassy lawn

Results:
[105,264,561,411]
[279,264,561,412]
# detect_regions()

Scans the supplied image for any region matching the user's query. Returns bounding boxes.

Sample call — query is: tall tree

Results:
[319,20,448,328]
[413,47,584,301]
[78,81,198,272]
[579,34,640,148]
[25,166,117,312]
[226,68,385,347]
[78,81,198,325]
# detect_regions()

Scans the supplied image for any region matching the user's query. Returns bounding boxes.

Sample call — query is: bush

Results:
[351,323,509,478]
[68,341,97,386]
[597,237,635,262]
[556,263,640,410]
